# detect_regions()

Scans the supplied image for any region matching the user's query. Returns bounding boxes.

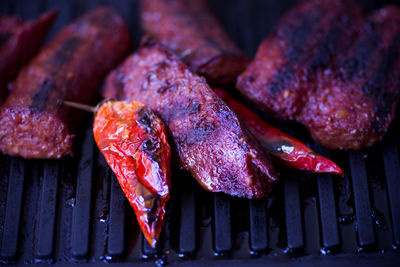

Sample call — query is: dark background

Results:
[1,0,400,266]
[1,0,400,57]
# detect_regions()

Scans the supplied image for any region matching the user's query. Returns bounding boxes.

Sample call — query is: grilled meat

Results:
[237,0,364,121]
[299,6,400,150]
[237,0,400,150]
[0,7,132,158]
[103,40,277,199]
[141,0,249,87]
[0,11,57,102]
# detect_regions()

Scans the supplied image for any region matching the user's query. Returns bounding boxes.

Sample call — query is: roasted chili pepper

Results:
[215,88,343,175]
[93,100,171,247]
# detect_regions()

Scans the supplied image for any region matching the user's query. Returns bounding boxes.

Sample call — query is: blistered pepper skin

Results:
[215,89,343,175]
[93,101,171,248]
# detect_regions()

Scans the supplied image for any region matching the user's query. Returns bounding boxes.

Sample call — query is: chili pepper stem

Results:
[63,100,97,113]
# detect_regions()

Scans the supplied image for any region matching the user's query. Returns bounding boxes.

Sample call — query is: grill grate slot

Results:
[0,158,25,260]
[107,173,126,257]
[35,161,60,259]
[213,193,232,253]
[314,145,340,249]
[249,199,268,252]
[349,151,375,247]
[317,175,339,249]
[284,173,304,250]
[71,128,95,259]
[90,154,110,259]
[178,179,197,256]
[303,193,320,254]
[382,134,400,246]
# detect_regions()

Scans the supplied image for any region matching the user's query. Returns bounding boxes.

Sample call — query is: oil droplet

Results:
[283,247,294,255]
[249,250,260,256]
[213,251,229,258]
[98,212,108,223]
[370,208,386,230]
[155,257,166,267]
[338,214,354,224]
[34,258,54,264]
[105,255,116,261]
[320,248,331,255]
[179,252,195,259]
[66,197,75,207]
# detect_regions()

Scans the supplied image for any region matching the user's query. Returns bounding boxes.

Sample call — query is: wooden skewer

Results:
[63,98,114,113]
[63,100,97,113]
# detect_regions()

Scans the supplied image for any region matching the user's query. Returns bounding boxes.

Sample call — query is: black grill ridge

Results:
[1,0,400,266]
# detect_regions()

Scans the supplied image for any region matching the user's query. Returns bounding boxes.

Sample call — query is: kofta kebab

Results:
[1,0,399,247]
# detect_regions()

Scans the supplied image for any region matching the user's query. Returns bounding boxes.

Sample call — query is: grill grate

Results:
[71,127,95,259]
[1,0,400,266]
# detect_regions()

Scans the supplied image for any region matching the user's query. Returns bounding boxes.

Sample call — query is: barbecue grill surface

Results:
[1,0,400,266]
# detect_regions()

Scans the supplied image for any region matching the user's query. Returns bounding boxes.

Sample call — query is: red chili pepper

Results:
[215,89,343,175]
[93,100,171,247]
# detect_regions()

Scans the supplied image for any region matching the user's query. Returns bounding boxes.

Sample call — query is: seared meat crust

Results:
[237,0,400,150]
[0,7,132,158]
[299,7,400,149]
[104,41,277,198]
[141,0,249,87]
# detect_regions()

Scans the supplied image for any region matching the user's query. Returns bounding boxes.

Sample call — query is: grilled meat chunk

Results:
[0,7,132,158]
[237,0,364,120]
[299,6,400,150]
[141,0,249,87]
[0,11,57,101]
[237,0,400,150]
[103,41,277,198]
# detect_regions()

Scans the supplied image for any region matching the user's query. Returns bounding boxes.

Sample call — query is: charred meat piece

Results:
[299,6,400,149]
[0,7,132,158]
[93,100,171,248]
[104,41,277,199]
[237,0,364,121]
[0,11,57,101]
[237,0,400,150]
[141,0,249,87]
